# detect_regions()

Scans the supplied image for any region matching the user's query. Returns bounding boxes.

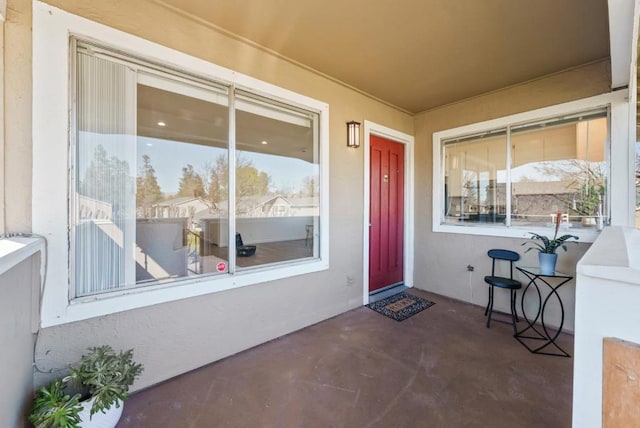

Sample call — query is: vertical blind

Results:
[75,52,135,296]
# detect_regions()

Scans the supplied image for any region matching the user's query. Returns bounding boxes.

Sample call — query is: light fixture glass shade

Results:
[347,121,361,148]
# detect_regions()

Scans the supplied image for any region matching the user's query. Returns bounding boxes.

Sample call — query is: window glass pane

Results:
[443,130,507,225]
[511,115,607,229]
[234,92,320,269]
[74,45,230,297]
[136,76,230,286]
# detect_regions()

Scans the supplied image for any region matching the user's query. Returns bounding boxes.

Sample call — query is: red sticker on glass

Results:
[216,262,227,272]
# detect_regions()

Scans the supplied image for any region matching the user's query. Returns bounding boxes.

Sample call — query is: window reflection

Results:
[231,92,319,269]
[135,81,230,285]
[443,130,507,225]
[442,112,609,230]
[74,41,322,297]
[511,116,607,227]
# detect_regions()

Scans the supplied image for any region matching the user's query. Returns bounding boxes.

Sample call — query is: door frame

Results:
[362,121,415,305]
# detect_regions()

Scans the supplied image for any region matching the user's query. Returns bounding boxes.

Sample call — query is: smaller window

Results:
[439,109,609,233]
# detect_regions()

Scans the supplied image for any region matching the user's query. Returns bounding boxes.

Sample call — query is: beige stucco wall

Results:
[413,60,611,332]
[12,0,414,390]
[4,0,31,233]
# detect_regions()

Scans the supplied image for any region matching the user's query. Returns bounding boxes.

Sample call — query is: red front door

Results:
[369,135,404,293]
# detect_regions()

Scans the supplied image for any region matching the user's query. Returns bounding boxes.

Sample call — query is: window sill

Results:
[433,222,602,244]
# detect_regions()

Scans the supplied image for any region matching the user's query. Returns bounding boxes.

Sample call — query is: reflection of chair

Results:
[236,233,256,257]
[305,224,313,248]
[484,249,522,335]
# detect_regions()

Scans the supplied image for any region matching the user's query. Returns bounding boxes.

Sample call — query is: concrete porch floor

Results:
[117,290,573,428]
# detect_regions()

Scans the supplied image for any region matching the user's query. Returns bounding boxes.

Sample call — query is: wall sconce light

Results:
[346,121,361,148]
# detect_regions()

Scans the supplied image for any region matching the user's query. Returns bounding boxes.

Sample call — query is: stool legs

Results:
[484,287,491,316]
[485,286,519,335]
[510,289,520,323]
[485,286,494,328]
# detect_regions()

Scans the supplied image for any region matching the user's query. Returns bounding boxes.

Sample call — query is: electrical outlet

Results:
[346,275,354,286]
[467,265,474,272]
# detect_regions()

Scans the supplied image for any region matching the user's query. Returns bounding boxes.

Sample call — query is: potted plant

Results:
[29,345,143,428]
[522,212,579,275]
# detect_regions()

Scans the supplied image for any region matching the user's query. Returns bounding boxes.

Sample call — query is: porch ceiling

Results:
[155,0,610,114]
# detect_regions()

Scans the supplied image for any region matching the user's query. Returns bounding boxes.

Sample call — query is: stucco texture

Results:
[413,60,611,333]
[22,0,413,390]
[4,0,32,233]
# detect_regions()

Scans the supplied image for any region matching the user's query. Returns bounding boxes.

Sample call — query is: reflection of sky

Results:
[78,133,317,196]
[137,136,315,195]
[137,137,224,194]
[497,160,591,183]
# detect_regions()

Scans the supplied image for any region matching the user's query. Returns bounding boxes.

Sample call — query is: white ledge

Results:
[0,236,45,277]
[576,226,640,286]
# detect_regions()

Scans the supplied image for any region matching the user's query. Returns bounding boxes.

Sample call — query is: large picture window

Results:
[438,108,610,235]
[72,40,321,297]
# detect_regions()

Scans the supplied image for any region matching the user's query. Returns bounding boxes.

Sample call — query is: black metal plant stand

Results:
[514,266,573,358]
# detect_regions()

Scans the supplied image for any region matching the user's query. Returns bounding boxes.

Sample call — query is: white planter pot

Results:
[78,397,124,428]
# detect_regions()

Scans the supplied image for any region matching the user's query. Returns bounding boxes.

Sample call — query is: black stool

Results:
[484,249,522,335]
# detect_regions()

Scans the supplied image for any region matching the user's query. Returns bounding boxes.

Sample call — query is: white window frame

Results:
[33,2,329,327]
[432,91,632,242]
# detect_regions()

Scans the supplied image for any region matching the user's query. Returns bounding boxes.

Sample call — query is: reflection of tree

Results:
[237,157,270,198]
[201,154,272,208]
[572,162,605,216]
[536,159,604,216]
[462,171,478,206]
[136,154,163,216]
[80,145,133,211]
[298,176,318,197]
[177,164,205,198]
[203,155,228,207]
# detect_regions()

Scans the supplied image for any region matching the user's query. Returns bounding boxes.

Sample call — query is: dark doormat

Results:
[366,292,435,321]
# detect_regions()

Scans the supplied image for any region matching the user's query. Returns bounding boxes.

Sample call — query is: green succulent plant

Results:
[68,345,144,417]
[29,345,143,428]
[28,379,82,428]
[523,232,579,254]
